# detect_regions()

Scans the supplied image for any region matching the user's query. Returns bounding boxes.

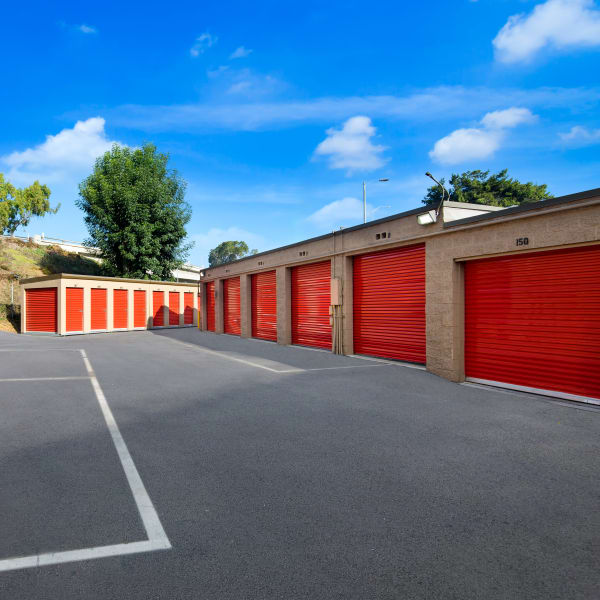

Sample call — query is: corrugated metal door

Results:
[206,281,215,331]
[353,244,426,363]
[465,245,600,401]
[251,270,277,341]
[224,277,241,335]
[153,291,165,327]
[169,291,180,326]
[291,261,331,349]
[25,288,57,333]
[90,288,107,331]
[66,287,84,332]
[134,290,146,328]
[113,289,128,329]
[184,292,194,325]
[197,293,202,328]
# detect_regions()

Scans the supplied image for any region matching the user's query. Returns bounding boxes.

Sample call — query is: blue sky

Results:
[2,0,599,266]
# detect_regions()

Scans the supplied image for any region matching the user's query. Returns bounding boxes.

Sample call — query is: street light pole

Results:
[425,172,449,221]
[363,178,389,224]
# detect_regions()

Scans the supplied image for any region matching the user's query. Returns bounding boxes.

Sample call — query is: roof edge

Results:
[443,187,600,228]
[203,205,429,271]
[20,273,199,286]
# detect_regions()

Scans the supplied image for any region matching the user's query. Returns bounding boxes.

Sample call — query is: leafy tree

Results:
[0,173,57,235]
[208,241,258,267]
[77,143,192,280]
[423,169,553,207]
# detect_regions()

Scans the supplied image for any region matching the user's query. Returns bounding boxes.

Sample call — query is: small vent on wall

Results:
[299,251,308,257]
[375,232,391,240]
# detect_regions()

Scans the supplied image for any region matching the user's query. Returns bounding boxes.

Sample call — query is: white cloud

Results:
[1,117,118,185]
[480,107,536,129]
[190,32,217,57]
[429,107,536,165]
[429,128,502,165]
[191,227,265,265]
[230,46,252,59]
[559,125,600,145]
[313,116,387,172]
[493,0,600,64]
[78,24,97,34]
[103,86,599,133]
[307,197,365,228]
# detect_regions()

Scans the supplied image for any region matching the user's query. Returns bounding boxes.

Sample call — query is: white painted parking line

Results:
[0,539,168,573]
[0,376,90,383]
[160,336,305,373]
[80,349,171,546]
[0,350,171,572]
[347,355,426,370]
[302,364,390,372]
[161,336,396,374]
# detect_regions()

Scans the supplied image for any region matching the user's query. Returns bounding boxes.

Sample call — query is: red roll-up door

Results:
[25,288,57,333]
[90,288,107,331]
[134,290,146,328]
[197,293,202,329]
[465,245,600,401]
[206,281,215,332]
[291,261,331,349]
[251,270,277,341]
[66,287,84,333]
[224,277,241,335]
[353,244,426,363]
[113,289,128,329]
[153,291,165,327]
[169,291,180,326]
[184,292,194,325]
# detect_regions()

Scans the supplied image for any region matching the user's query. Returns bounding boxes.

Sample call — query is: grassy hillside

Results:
[0,238,103,333]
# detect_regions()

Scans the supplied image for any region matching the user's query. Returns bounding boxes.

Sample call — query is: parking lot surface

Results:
[1,329,598,599]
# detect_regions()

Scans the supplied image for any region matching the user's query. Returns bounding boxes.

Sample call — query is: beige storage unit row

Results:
[20,274,199,336]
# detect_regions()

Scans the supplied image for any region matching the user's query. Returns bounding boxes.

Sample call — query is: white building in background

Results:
[3,233,203,283]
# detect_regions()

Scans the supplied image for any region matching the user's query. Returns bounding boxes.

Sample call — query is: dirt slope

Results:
[0,238,102,333]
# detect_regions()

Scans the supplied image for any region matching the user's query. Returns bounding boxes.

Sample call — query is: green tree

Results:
[77,143,192,280]
[423,169,553,207]
[208,241,258,267]
[0,173,57,235]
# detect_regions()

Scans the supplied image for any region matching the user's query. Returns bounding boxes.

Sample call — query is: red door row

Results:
[25,287,193,333]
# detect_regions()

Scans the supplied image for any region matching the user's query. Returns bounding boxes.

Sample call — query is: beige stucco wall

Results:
[199,195,600,383]
[426,201,600,381]
[21,275,199,335]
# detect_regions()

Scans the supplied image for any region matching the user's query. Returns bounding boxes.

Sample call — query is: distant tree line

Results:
[423,169,553,207]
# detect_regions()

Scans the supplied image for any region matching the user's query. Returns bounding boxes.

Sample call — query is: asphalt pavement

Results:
[0,328,598,599]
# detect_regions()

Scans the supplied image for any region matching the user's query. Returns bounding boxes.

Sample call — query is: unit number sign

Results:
[516,237,529,246]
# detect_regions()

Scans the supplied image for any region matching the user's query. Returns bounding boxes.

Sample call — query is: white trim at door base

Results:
[466,377,600,406]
